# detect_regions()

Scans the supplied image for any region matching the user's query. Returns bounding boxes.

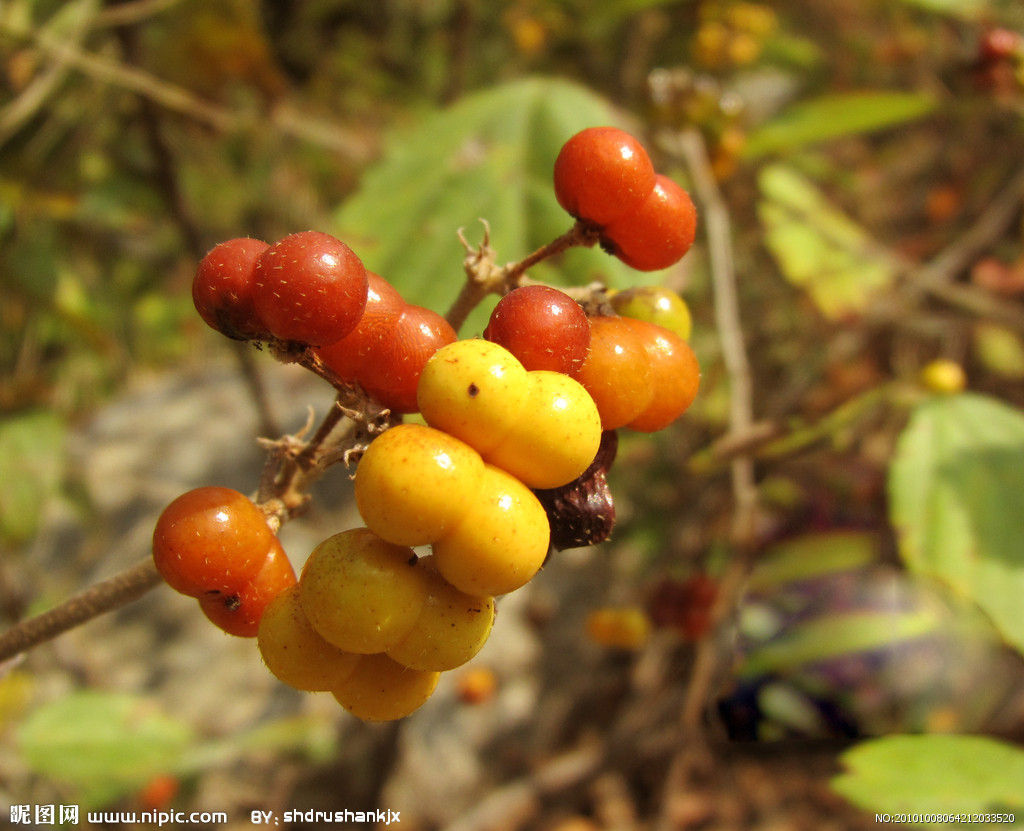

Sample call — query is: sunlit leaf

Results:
[747,531,879,591]
[334,77,643,335]
[744,91,937,158]
[893,0,993,19]
[973,322,1024,379]
[0,410,66,545]
[758,164,899,319]
[889,392,1024,653]
[17,691,194,808]
[833,735,1024,822]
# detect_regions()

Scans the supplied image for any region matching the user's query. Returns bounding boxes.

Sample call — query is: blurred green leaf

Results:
[889,393,1024,654]
[758,164,899,319]
[973,322,1024,379]
[744,91,937,158]
[0,410,66,545]
[334,77,642,336]
[893,0,992,18]
[737,606,944,678]
[832,735,1024,822]
[748,531,879,591]
[17,691,194,808]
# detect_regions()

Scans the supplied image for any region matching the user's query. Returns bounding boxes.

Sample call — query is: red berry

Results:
[574,316,654,430]
[484,285,591,375]
[199,536,297,637]
[357,304,457,413]
[553,127,657,227]
[316,272,406,382]
[192,238,271,340]
[602,175,697,272]
[152,486,274,598]
[253,231,368,346]
[620,317,700,432]
[979,27,1022,62]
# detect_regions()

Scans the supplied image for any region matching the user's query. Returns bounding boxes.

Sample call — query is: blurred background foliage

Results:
[3,0,1024,824]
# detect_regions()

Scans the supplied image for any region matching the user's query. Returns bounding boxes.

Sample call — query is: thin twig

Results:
[0,559,163,665]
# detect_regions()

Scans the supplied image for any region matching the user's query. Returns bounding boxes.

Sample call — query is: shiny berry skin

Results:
[357,304,457,413]
[355,423,486,547]
[152,486,273,598]
[252,231,368,346]
[315,271,405,381]
[432,464,550,596]
[192,238,271,341]
[554,127,657,227]
[574,316,654,430]
[257,584,361,691]
[387,560,495,672]
[331,652,440,722]
[483,285,591,375]
[417,339,532,458]
[602,175,697,272]
[610,285,692,341]
[199,536,297,637]
[299,528,428,654]
[485,370,602,489]
[620,317,700,432]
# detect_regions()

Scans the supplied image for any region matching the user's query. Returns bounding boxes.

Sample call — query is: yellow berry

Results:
[299,528,427,654]
[432,464,550,596]
[417,339,531,457]
[355,423,485,546]
[257,584,361,692]
[585,606,652,650]
[332,653,440,722]
[485,370,602,489]
[387,560,495,671]
[919,359,967,394]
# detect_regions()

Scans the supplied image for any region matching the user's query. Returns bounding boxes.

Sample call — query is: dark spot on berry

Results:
[467,383,480,397]
[225,594,242,612]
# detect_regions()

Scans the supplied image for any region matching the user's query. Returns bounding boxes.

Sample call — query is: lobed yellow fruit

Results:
[485,370,602,489]
[332,653,440,722]
[432,464,550,596]
[257,584,361,692]
[417,339,531,457]
[354,423,485,546]
[299,528,428,654]
[387,560,495,671]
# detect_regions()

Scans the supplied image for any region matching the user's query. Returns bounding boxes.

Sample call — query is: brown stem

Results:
[0,559,163,665]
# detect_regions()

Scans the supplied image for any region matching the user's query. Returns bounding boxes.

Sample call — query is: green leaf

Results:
[737,605,945,678]
[889,393,1024,654]
[893,0,992,19]
[17,691,194,808]
[832,735,1024,822]
[0,410,66,545]
[744,91,937,158]
[748,531,879,591]
[758,164,899,319]
[334,77,641,335]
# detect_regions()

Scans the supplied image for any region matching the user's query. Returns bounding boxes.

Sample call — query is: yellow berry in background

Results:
[919,359,967,395]
[355,423,485,546]
[585,606,652,650]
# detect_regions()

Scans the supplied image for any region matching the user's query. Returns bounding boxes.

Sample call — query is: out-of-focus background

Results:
[3,1,1024,828]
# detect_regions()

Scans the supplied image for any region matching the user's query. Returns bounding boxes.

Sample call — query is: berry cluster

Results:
[554,126,697,271]
[155,124,705,721]
[152,487,296,637]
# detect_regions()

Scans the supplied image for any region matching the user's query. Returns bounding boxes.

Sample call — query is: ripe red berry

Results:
[602,175,697,272]
[553,127,657,227]
[152,486,274,598]
[315,272,405,382]
[484,285,591,375]
[192,238,271,341]
[253,231,368,346]
[198,537,297,637]
[358,304,457,414]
